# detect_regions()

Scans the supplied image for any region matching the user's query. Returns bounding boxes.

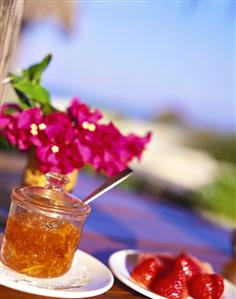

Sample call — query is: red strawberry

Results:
[138,253,175,277]
[188,273,224,299]
[151,268,188,299]
[138,253,174,265]
[158,254,176,275]
[131,258,159,288]
[174,252,201,281]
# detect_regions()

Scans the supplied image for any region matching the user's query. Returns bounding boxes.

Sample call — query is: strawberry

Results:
[138,253,174,265]
[151,268,188,299]
[131,258,159,288]
[157,254,176,275]
[174,252,201,281]
[188,273,224,299]
[137,253,175,277]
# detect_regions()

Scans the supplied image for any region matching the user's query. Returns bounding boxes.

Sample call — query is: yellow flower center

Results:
[82,121,89,129]
[88,123,96,131]
[38,123,46,130]
[30,123,38,136]
[82,121,96,132]
[51,145,59,153]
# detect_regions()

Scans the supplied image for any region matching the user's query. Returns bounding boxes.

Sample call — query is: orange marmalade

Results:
[1,212,81,278]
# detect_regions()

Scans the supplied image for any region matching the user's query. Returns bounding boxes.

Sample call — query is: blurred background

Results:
[1,0,235,226]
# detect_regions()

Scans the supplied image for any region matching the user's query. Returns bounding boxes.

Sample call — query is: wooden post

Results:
[0,0,24,102]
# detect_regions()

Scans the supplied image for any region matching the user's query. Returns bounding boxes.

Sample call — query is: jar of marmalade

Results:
[0,172,90,278]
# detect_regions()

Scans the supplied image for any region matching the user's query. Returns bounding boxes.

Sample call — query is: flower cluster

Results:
[0,99,151,176]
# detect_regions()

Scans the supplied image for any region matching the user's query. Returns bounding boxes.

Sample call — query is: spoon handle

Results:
[82,168,133,205]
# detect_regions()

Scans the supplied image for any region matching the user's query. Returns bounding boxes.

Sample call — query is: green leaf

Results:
[7,54,53,111]
[14,89,32,108]
[0,136,13,151]
[41,103,59,114]
[8,74,21,84]
[14,81,50,105]
[22,54,52,83]
[4,106,20,115]
[9,75,32,107]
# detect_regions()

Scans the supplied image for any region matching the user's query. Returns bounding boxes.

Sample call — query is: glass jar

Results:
[0,172,90,278]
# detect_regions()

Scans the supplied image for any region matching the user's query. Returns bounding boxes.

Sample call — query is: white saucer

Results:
[0,249,114,298]
[109,249,236,299]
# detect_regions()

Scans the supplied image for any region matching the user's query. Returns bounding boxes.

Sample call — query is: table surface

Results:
[0,152,232,298]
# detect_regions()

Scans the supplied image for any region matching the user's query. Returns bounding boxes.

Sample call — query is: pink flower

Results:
[17,107,44,149]
[68,98,102,125]
[126,132,152,160]
[35,112,84,174]
[80,122,152,176]
[35,142,84,174]
[82,123,124,175]
[44,112,74,141]
[0,104,43,150]
[0,99,152,176]
[0,104,21,145]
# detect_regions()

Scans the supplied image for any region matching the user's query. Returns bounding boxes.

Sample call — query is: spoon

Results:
[82,168,133,205]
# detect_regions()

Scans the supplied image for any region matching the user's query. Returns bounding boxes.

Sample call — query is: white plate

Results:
[109,249,236,299]
[0,249,114,298]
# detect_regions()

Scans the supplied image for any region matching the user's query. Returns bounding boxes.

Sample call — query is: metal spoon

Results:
[82,168,133,205]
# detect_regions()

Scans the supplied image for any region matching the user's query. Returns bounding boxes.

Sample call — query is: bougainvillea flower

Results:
[44,112,74,141]
[18,107,42,129]
[17,107,44,149]
[68,98,103,125]
[80,122,152,176]
[0,99,151,176]
[35,111,84,174]
[0,104,21,145]
[35,141,84,174]
[0,104,44,150]
[126,132,152,160]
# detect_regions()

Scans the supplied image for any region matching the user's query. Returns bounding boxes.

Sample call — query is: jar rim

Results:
[11,186,91,218]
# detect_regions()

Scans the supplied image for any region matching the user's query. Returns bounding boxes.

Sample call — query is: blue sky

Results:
[16,0,235,131]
